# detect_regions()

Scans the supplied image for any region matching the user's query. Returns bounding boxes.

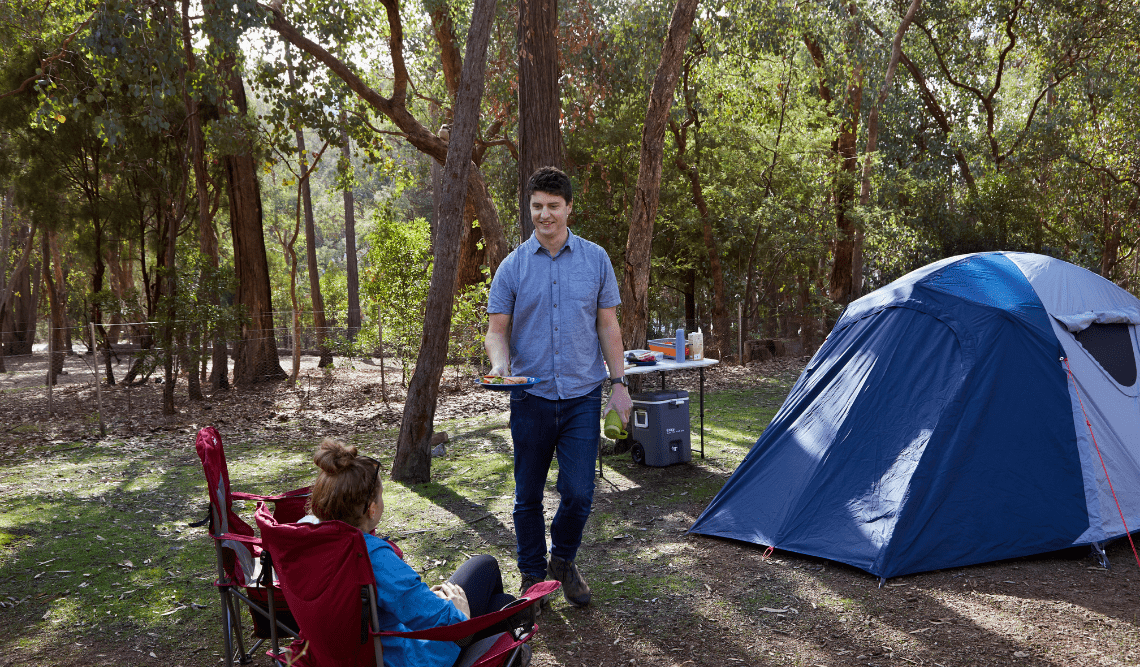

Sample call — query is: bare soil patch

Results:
[2,354,1139,667]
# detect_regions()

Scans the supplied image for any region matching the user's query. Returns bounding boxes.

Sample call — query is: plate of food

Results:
[478,375,540,390]
[625,351,657,366]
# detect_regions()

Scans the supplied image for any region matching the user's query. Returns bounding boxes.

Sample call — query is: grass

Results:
[0,377,795,666]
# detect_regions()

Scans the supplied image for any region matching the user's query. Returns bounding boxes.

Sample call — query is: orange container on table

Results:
[647,338,691,360]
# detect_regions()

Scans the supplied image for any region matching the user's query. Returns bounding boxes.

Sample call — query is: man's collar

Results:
[526,229,577,256]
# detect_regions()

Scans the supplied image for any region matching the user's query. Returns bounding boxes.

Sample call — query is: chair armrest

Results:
[232,486,311,502]
[373,581,560,641]
[213,532,262,545]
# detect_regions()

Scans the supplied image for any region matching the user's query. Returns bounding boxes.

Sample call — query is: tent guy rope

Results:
[1064,357,1140,572]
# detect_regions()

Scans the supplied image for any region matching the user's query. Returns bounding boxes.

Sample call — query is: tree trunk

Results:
[392,0,496,484]
[222,66,286,385]
[517,0,563,241]
[805,29,863,307]
[685,269,696,332]
[161,203,177,414]
[0,186,10,290]
[620,0,699,351]
[1100,174,1119,279]
[42,234,65,382]
[671,119,728,357]
[49,232,67,375]
[455,197,486,289]
[3,228,36,356]
[342,110,362,339]
[742,63,790,340]
[0,221,37,362]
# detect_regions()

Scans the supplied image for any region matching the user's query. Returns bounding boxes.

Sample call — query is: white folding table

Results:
[623,356,719,460]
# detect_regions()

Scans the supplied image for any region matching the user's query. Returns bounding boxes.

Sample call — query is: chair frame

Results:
[195,426,309,666]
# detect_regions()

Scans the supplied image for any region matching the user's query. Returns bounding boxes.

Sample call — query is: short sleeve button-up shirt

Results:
[488,229,621,399]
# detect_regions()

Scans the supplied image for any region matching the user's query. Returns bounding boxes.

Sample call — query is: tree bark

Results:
[805,29,863,307]
[742,62,790,340]
[42,233,65,382]
[429,6,498,285]
[182,0,229,390]
[49,232,69,361]
[392,0,496,484]
[342,109,362,339]
[670,115,728,358]
[620,0,699,351]
[222,66,286,386]
[1100,174,1119,279]
[163,206,177,415]
[0,221,37,364]
[517,0,563,241]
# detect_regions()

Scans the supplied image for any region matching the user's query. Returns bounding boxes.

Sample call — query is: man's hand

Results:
[605,383,633,427]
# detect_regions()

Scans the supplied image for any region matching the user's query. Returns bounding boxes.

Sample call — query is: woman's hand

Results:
[430,582,471,619]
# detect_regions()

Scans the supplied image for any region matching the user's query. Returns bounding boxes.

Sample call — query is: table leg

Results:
[699,366,705,458]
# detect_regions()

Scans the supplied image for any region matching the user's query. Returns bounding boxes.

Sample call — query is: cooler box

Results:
[629,390,691,466]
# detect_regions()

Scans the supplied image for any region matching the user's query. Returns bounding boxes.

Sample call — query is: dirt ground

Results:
[3,351,1140,667]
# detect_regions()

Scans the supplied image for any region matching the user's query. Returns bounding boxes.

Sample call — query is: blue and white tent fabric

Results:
[689,252,1140,579]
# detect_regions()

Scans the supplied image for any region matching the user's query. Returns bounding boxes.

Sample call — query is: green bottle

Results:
[604,409,627,440]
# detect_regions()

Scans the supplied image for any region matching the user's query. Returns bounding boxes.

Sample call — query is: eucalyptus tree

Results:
[619,0,698,352]
[202,1,288,386]
[868,0,1137,267]
[260,0,501,481]
[516,0,562,240]
[262,0,511,275]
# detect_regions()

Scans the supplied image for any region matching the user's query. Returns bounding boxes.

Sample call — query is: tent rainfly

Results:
[690,252,1140,579]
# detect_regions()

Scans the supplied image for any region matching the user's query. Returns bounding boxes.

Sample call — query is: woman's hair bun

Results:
[313,437,359,473]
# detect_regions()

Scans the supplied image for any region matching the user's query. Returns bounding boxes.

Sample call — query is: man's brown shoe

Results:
[547,555,591,607]
[519,573,549,618]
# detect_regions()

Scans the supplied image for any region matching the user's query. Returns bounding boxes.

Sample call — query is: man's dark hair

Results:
[526,166,573,203]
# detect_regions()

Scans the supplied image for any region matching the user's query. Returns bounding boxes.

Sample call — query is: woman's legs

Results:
[448,554,513,618]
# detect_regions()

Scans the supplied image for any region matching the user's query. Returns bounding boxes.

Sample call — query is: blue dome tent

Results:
[690,252,1140,579]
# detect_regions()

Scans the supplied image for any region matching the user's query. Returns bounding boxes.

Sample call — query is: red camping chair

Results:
[255,503,560,667]
[195,426,311,666]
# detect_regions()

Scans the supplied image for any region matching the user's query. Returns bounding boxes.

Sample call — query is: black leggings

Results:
[447,555,520,667]
[447,554,515,618]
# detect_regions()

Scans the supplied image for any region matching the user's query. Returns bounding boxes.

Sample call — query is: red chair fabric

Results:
[256,503,560,667]
[196,426,310,586]
[194,426,311,661]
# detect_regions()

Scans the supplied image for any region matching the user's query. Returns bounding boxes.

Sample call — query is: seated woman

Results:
[308,438,521,667]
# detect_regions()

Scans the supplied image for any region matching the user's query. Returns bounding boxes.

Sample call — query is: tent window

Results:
[1075,322,1137,387]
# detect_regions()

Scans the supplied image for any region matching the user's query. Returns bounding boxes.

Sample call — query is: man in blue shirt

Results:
[485,167,632,608]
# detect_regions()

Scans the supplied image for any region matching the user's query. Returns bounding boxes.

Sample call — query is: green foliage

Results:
[361,206,432,363]
[449,277,490,368]
[2,0,1140,384]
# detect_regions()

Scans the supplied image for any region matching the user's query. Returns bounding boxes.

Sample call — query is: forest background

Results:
[0,0,1138,481]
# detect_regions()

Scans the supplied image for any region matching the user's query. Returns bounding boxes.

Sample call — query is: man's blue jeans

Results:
[509,383,602,578]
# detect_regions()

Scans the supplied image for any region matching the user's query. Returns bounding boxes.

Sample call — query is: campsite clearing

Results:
[1,357,1139,666]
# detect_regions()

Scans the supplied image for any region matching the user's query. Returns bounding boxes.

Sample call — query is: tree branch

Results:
[0,13,96,101]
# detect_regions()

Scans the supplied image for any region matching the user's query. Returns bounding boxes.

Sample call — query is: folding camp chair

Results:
[255,503,560,667]
[195,426,311,666]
